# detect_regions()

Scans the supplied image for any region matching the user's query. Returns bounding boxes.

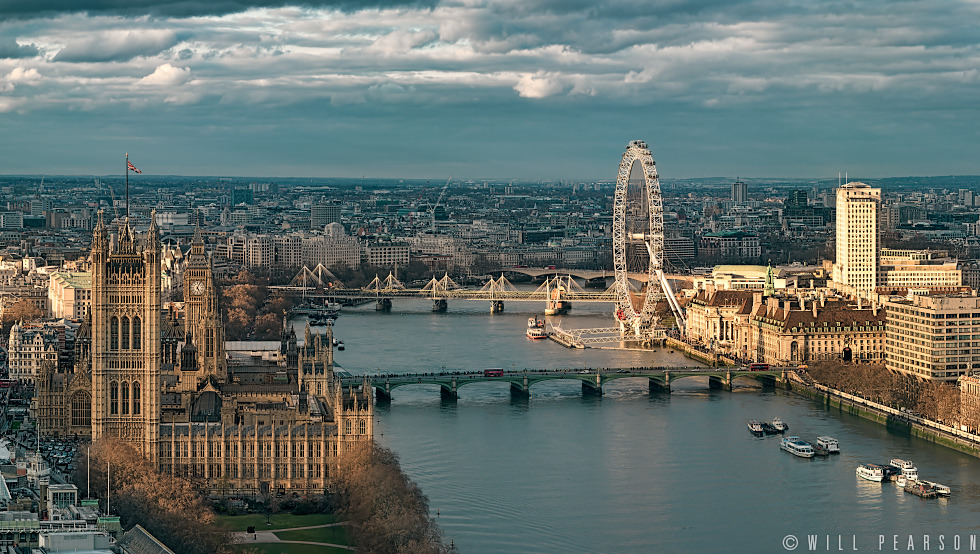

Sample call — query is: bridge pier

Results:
[432,298,448,312]
[581,374,603,396]
[376,382,393,403]
[440,378,458,401]
[510,376,530,398]
[376,298,392,312]
[490,300,504,313]
[648,374,671,394]
[708,371,732,391]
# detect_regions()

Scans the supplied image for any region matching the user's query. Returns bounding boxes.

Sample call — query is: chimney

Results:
[873,303,878,316]
[820,292,825,308]
[812,301,817,317]
[783,300,791,313]
[753,292,763,310]
[857,297,862,310]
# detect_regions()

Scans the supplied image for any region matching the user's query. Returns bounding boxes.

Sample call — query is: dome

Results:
[324,222,346,237]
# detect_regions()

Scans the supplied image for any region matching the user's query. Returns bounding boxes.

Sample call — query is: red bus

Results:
[484,369,504,377]
[749,363,769,371]
[0,379,16,388]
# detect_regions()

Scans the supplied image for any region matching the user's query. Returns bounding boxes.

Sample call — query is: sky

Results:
[1,0,979,181]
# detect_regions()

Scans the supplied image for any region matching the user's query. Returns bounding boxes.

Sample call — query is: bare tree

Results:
[334,441,458,554]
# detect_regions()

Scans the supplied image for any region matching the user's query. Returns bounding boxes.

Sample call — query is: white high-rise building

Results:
[833,182,881,297]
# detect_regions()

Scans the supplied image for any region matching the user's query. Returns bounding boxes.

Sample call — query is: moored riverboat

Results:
[771,417,788,432]
[815,436,840,454]
[904,480,938,499]
[526,317,548,340]
[780,436,815,458]
[747,420,764,436]
[919,480,950,497]
[856,463,884,482]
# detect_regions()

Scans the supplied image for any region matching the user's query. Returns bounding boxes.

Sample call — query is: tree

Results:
[334,441,458,554]
[1,298,44,342]
[74,439,231,554]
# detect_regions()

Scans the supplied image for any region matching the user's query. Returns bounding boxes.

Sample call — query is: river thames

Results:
[304,296,980,553]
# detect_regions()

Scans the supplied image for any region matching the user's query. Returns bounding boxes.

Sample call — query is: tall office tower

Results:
[731,180,747,204]
[833,182,881,298]
[311,202,341,228]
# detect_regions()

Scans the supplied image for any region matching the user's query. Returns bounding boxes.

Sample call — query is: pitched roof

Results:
[117,525,176,554]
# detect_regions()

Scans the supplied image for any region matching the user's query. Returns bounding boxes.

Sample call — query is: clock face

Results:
[191,280,205,295]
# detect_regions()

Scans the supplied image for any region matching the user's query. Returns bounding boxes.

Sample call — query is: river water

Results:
[302,297,980,554]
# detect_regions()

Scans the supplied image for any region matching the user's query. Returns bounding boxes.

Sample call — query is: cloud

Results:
[6,67,42,83]
[140,63,190,85]
[3,0,980,178]
[52,29,179,63]
[0,37,40,59]
[514,71,564,98]
[0,0,439,19]
[366,29,438,56]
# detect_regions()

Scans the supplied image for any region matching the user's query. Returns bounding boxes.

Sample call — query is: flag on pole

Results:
[127,160,141,174]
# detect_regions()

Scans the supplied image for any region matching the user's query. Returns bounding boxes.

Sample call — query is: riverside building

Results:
[882,292,980,382]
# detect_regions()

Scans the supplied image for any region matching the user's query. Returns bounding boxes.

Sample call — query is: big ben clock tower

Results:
[181,227,226,389]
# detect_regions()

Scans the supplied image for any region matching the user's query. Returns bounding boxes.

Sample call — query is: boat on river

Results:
[904,480,938,498]
[889,459,918,486]
[856,463,884,482]
[919,480,950,497]
[771,417,788,432]
[526,317,548,340]
[747,420,764,436]
[816,436,840,454]
[780,436,815,458]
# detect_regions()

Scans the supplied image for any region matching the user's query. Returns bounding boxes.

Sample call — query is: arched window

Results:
[132,382,141,415]
[71,391,91,427]
[110,381,118,415]
[121,381,129,415]
[132,316,142,350]
[110,317,119,350]
[121,316,130,349]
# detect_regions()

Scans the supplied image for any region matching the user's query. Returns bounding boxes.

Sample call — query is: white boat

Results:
[815,436,840,454]
[771,417,788,432]
[920,480,951,497]
[780,436,815,458]
[857,463,885,482]
[889,459,918,482]
[747,420,764,435]
[526,317,548,340]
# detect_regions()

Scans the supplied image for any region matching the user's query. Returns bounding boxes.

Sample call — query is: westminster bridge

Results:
[339,366,793,402]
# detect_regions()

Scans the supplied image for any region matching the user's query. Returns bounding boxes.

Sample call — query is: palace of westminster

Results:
[31,213,374,496]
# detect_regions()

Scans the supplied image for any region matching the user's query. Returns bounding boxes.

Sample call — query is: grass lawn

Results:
[274,526,349,545]
[216,513,338,532]
[231,543,349,554]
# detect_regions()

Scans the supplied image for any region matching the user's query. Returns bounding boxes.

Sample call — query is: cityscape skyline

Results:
[2,1,980,179]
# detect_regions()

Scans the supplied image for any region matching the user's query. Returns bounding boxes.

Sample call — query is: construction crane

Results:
[95,178,120,221]
[430,176,451,234]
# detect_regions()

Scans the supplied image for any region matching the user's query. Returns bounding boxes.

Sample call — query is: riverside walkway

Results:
[341,366,793,401]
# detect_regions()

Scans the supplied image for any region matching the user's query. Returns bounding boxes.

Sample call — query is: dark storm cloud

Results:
[0,37,39,58]
[0,0,439,19]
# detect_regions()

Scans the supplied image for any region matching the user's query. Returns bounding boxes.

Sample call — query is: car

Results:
[579,370,590,374]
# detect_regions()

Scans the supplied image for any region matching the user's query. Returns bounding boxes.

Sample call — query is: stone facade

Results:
[685,287,886,365]
[34,214,373,496]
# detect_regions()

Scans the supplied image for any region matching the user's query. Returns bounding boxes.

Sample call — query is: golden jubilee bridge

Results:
[336,366,795,402]
[272,266,694,316]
